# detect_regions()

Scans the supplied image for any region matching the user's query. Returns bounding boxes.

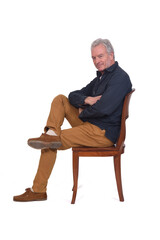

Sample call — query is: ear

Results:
[109,52,114,61]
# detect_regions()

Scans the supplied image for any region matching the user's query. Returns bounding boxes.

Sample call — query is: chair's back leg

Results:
[71,151,79,204]
[114,155,124,201]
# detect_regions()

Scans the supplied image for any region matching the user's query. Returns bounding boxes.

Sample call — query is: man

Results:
[13,38,132,202]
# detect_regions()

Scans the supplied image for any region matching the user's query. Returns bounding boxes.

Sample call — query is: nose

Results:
[94,57,100,66]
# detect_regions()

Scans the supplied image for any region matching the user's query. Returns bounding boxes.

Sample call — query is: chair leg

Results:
[113,155,124,202]
[71,151,79,204]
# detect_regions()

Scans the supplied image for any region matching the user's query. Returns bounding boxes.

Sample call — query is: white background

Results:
[0,0,160,239]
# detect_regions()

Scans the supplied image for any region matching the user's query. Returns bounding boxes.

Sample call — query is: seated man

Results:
[13,38,132,202]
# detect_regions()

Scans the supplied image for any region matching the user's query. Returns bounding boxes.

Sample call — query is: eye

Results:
[99,54,103,58]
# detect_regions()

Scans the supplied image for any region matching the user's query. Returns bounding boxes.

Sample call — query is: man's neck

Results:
[101,60,115,75]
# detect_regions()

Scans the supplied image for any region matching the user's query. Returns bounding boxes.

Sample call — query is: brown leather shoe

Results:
[27,133,62,149]
[13,188,47,202]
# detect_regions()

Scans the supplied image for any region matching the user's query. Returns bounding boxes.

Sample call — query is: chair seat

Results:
[72,144,125,155]
[73,145,117,151]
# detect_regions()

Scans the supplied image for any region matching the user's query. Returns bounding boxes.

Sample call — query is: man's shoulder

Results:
[112,64,130,82]
[108,63,132,90]
[116,64,129,77]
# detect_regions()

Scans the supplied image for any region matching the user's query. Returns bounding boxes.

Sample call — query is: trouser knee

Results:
[53,94,68,103]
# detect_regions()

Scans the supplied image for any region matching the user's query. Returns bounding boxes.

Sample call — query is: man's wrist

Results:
[84,97,89,104]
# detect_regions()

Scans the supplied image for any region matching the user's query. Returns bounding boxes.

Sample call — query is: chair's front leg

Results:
[114,155,124,202]
[71,151,79,204]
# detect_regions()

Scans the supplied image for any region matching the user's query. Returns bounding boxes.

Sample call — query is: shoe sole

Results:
[13,198,47,202]
[28,140,62,150]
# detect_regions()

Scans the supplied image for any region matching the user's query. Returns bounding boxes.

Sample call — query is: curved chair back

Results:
[116,89,135,150]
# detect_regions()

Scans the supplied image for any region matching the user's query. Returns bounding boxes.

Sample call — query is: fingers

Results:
[96,95,102,100]
[84,95,102,105]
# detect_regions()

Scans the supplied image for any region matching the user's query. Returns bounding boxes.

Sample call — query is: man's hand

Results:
[79,108,83,114]
[84,95,102,106]
[79,96,102,114]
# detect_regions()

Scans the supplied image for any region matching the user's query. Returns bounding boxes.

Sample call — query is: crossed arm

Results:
[69,74,132,118]
[78,95,102,114]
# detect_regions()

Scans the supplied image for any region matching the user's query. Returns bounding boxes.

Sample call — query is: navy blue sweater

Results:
[68,62,132,143]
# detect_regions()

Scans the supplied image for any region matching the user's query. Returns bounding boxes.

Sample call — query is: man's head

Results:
[91,38,115,73]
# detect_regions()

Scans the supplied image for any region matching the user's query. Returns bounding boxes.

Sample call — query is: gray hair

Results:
[91,38,115,59]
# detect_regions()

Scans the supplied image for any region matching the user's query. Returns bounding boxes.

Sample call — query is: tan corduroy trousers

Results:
[32,94,113,192]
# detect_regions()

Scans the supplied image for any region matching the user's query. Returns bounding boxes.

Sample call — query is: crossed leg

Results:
[32,95,113,192]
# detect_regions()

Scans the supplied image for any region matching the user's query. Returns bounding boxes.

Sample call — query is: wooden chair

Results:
[71,89,135,204]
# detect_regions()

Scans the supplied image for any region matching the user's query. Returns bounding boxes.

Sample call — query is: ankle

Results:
[46,129,57,136]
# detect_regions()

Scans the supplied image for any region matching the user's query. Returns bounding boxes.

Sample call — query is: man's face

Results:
[91,44,115,73]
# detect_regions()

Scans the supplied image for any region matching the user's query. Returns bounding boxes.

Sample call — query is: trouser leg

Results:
[32,94,82,192]
[32,149,57,192]
[59,122,113,149]
[45,94,83,135]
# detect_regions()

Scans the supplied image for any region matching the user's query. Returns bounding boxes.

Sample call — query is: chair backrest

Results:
[116,89,135,150]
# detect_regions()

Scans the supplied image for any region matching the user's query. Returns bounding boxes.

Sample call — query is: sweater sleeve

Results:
[68,78,96,108]
[79,73,132,119]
